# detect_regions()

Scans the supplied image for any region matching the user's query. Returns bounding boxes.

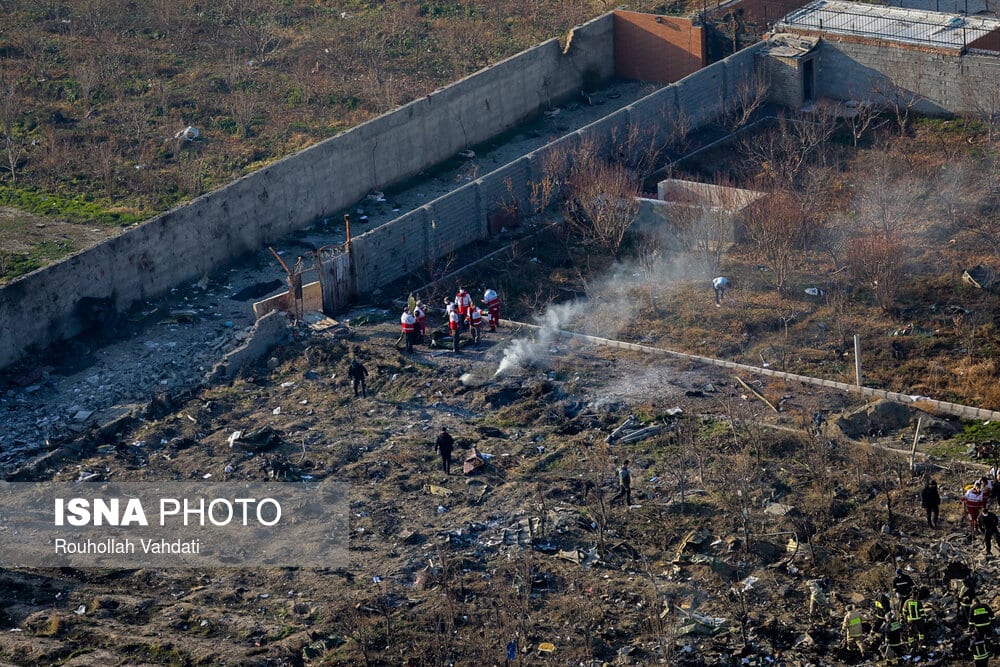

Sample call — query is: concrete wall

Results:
[613,10,705,84]
[349,44,767,296]
[0,14,616,370]
[811,36,1000,114]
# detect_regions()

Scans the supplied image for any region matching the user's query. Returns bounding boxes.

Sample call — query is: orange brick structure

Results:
[613,10,706,83]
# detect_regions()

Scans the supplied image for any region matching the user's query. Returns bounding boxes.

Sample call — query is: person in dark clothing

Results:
[982,508,1000,556]
[435,426,454,475]
[960,576,978,624]
[971,598,995,639]
[892,569,916,611]
[921,478,940,528]
[972,635,991,667]
[348,358,368,398]
[611,460,632,506]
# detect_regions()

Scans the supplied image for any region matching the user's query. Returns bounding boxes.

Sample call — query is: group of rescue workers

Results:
[838,473,1000,666]
[400,286,500,354]
[841,565,995,666]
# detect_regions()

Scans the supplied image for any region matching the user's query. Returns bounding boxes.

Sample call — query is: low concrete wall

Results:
[0,14,615,370]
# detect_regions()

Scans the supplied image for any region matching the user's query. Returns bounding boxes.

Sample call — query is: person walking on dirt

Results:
[467,305,482,344]
[611,460,632,507]
[712,276,729,306]
[449,308,461,353]
[435,426,455,475]
[921,478,940,528]
[982,508,1000,556]
[401,309,417,353]
[483,287,500,331]
[348,358,368,398]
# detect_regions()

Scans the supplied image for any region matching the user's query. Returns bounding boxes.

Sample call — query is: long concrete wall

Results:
[813,37,1000,114]
[0,14,615,370]
[349,44,766,294]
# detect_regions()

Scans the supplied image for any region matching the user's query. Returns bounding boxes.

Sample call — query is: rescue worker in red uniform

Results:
[413,302,426,341]
[467,305,483,344]
[400,309,417,353]
[448,309,461,353]
[455,288,471,319]
[483,288,500,331]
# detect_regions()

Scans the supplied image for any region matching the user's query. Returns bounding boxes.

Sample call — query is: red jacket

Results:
[448,311,461,332]
[455,290,471,315]
[468,308,482,327]
[401,312,415,333]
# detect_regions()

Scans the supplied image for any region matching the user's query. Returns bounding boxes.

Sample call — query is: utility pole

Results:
[854,334,862,386]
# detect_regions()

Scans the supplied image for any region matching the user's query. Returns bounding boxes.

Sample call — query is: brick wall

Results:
[613,10,705,83]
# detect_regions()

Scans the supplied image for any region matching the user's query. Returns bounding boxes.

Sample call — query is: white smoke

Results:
[495,301,584,376]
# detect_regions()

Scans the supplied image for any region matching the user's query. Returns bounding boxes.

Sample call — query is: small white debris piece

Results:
[174,126,200,141]
[74,605,86,615]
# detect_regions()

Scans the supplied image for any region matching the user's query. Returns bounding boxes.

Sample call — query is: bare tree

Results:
[663,196,733,277]
[963,76,1000,142]
[846,232,906,312]
[529,144,570,215]
[224,0,283,64]
[73,54,103,117]
[873,61,924,134]
[610,120,666,179]
[853,145,922,235]
[723,71,769,132]
[563,155,641,257]
[741,110,836,189]
[741,190,806,293]
[841,95,885,147]
[0,65,26,183]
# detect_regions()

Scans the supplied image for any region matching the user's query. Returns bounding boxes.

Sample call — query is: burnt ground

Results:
[0,293,996,666]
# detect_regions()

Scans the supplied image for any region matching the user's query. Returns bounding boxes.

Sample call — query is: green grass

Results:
[927,441,971,460]
[956,420,1000,444]
[0,186,147,227]
[1,240,75,281]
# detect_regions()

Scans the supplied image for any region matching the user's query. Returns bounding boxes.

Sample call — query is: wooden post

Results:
[854,334,862,386]
[910,416,923,472]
